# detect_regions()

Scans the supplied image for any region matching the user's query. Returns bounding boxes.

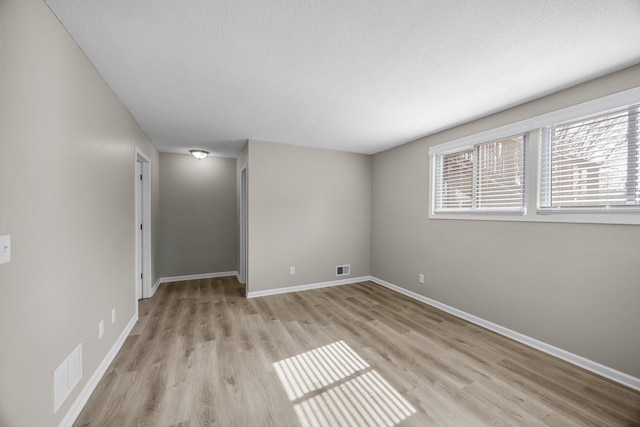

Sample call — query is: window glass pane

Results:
[434,134,525,212]
[435,149,473,210]
[476,136,525,209]
[544,105,639,209]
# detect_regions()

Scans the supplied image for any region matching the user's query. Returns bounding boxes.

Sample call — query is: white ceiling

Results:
[45,0,640,157]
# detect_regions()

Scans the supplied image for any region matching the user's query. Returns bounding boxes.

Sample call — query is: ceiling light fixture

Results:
[189,149,209,160]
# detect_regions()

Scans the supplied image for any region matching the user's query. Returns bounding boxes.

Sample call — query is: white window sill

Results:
[429,210,640,225]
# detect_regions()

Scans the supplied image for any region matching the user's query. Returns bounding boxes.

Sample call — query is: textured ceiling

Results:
[45,0,640,157]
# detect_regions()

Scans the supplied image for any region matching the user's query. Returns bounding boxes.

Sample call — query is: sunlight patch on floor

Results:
[274,340,416,427]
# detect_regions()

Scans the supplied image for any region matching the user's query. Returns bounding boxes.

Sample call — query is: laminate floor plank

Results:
[497,357,635,426]
[74,278,640,427]
[490,358,619,427]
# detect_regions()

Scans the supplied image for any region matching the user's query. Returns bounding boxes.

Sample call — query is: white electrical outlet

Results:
[111,309,116,324]
[290,266,295,275]
[98,321,104,339]
[419,273,425,284]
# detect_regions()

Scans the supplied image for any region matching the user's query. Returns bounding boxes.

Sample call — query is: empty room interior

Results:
[2,0,640,426]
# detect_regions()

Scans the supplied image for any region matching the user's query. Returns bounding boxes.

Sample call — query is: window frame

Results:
[539,104,640,213]
[428,87,640,225]
[433,133,527,215]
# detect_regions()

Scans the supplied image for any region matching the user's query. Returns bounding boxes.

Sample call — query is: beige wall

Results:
[246,140,371,293]
[0,0,159,425]
[371,64,640,378]
[158,153,237,277]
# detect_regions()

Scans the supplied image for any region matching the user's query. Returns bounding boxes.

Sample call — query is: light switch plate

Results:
[0,235,10,264]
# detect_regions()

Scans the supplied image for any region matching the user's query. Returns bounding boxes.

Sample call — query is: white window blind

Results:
[540,104,640,210]
[434,135,525,212]
[436,148,474,210]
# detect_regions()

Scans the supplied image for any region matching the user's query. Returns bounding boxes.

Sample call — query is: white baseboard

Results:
[58,313,138,427]
[368,276,640,392]
[247,276,369,298]
[150,278,161,298]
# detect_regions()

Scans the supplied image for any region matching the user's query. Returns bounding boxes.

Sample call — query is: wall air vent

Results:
[336,264,351,276]
[53,344,82,413]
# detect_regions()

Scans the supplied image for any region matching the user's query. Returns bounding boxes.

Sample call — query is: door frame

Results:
[239,165,248,286]
[135,147,152,300]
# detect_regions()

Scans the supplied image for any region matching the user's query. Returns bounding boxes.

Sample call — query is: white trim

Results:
[150,278,161,298]
[429,210,640,225]
[368,276,640,392]
[234,271,241,281]
[58,313,138,427]
[239,166,248,285]
[157,271,238,284]
[247,276,369,299]
[134,147,153,299]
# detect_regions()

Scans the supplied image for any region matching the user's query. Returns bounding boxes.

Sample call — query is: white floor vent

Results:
[53,344,82,413]
[336,264,351,276]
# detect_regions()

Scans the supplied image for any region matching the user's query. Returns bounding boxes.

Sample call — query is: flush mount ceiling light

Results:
[189,149,209,160]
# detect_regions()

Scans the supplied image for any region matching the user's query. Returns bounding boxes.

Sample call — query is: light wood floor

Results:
[74,277,640,426]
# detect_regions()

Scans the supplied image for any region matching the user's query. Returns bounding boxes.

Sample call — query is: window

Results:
[434,134,525,213]
[540,104,639,211]
[428,87,640,224]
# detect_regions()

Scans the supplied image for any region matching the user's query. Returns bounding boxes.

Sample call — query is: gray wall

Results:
[158,153,237,277]
[246,140,371,292]
[371,64,640,378]
[0,0,160,426]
